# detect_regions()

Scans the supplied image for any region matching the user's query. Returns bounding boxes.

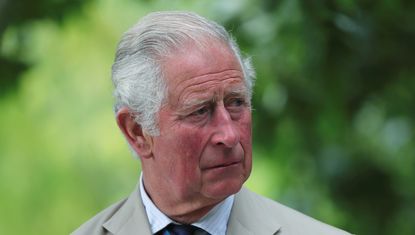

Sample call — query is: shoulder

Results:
[71,198,128,235]
[234,187,352,235]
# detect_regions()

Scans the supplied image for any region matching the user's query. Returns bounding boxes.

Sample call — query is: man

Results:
[72,11,351,235]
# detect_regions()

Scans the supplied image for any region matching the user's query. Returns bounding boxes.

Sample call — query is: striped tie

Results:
[156,223,199,235]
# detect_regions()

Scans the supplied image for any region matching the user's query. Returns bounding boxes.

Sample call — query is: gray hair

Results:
[112,11,255,136]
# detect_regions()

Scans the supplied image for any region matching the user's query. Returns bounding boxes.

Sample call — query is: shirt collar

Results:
[139,173,234,235]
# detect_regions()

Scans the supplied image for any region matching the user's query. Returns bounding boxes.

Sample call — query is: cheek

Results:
[239,112,252,143]
[174,129,205,158]
[168,129,208,191]
[239,113,252,165]
[160,128,207,174]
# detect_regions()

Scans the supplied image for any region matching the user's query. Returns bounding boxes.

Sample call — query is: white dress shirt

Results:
[139,174,234,235]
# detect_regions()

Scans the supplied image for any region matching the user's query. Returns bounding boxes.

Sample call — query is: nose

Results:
[210,105,240,148]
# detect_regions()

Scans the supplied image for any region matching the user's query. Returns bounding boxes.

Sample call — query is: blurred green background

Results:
[1,0,414,234]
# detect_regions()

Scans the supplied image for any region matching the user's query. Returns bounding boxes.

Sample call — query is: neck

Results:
[142,173,222,224]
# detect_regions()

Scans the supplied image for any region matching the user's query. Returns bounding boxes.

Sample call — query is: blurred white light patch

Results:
[241,14,276,45]
[354,101,385,136]
[334,13,364,35]
[211,0,248,22]
[381,117,412,153]
[354,101,412,153]
[262,83,287,115]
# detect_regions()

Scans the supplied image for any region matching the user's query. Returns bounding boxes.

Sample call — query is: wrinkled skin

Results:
[120,41,252,223]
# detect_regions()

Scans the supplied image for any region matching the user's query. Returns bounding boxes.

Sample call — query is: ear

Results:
[116,107,154,158]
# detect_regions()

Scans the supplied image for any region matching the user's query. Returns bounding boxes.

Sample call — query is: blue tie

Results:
[157,223,199,235]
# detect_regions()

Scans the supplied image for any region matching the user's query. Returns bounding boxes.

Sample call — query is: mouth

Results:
[203,160,241,170]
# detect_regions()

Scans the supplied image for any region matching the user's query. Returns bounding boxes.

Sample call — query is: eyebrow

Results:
[179,98,213,113]
[179,86,248,111]
[225,88,248,98]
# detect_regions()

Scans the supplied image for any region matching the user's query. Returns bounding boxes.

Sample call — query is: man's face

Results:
[146,42,252,204]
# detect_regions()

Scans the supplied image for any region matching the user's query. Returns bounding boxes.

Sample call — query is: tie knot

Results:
[158,223,199,235]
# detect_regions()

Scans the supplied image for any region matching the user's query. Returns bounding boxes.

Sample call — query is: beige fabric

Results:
[71,185,351,235]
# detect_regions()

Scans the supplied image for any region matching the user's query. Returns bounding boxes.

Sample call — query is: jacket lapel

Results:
[102,185,152,235]
[227,187,282,235]
[226,217,254,235]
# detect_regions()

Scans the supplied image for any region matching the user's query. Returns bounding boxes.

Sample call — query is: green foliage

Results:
[1,0,414,234]
[0,0,89,95]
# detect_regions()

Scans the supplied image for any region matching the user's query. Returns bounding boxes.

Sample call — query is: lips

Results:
[202,160,242,170]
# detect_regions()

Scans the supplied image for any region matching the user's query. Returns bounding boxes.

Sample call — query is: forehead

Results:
[162,42,245,105]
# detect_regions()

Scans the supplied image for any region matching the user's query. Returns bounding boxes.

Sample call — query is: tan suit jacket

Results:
[72,186,351,235]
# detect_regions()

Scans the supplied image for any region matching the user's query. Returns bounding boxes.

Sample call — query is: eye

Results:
[228,97,246,107]
[190,106,209,117]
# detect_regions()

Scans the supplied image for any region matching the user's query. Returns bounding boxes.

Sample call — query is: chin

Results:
[203,178,245,200]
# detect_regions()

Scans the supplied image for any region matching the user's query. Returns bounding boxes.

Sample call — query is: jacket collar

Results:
[101,185,281,235]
